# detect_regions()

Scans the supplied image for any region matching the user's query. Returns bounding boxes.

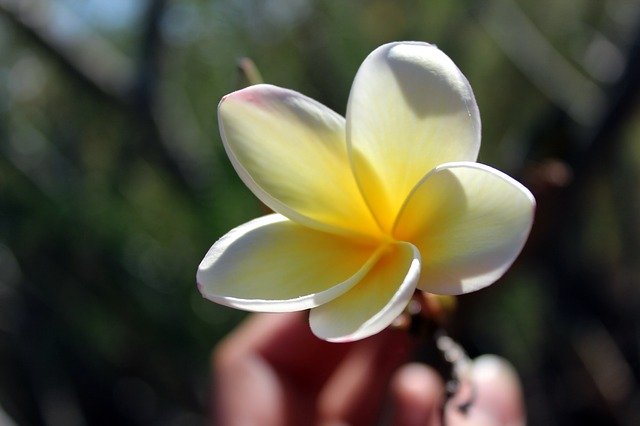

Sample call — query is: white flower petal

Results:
[197,214,380,312]
[393,163,535,295]
[219,84,380,239]
[309,242,420,342]
[347,42,481,232]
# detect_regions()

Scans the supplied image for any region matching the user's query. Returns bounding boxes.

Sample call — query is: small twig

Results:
[435,330,477,415]
[396,293,477,422]
[236,57,264,87]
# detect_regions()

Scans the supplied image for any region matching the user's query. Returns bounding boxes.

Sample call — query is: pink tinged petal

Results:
[393,162,535,295]
[347,42,481,232]
[309,242,420,342]
[218,84,381,240]
[197,214,380,312]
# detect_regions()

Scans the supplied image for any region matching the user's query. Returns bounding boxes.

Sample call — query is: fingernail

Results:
[445,355,525,425]
[470,355,525,426]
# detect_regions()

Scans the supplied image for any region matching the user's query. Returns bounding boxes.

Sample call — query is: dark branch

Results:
[0,0,196,194]
[0,0,132,107]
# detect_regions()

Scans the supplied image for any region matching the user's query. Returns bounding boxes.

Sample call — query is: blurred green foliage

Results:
[1,0,640,424]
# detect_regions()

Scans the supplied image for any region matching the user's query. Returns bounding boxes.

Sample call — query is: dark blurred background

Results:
[1,0,640,424]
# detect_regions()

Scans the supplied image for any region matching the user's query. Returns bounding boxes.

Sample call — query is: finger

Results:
[445,355,525,426]
[257,313,355,387]
[213,345,284,426]
[216,312,330,358]
[472,355,525,425]
[217,312,354,385]
[212,313,300,426]
[213,313,354,425]
[390,363,445,426]
[317,328,415,426]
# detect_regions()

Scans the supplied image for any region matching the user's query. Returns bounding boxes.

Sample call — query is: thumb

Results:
[445,355,526,426]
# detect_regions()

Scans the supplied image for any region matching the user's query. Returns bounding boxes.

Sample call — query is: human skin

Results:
[212,312,525,426]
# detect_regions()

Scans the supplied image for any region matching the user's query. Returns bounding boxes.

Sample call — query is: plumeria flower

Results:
[197,42,535,342]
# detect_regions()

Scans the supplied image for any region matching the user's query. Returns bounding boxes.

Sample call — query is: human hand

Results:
[212,312,525,426]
